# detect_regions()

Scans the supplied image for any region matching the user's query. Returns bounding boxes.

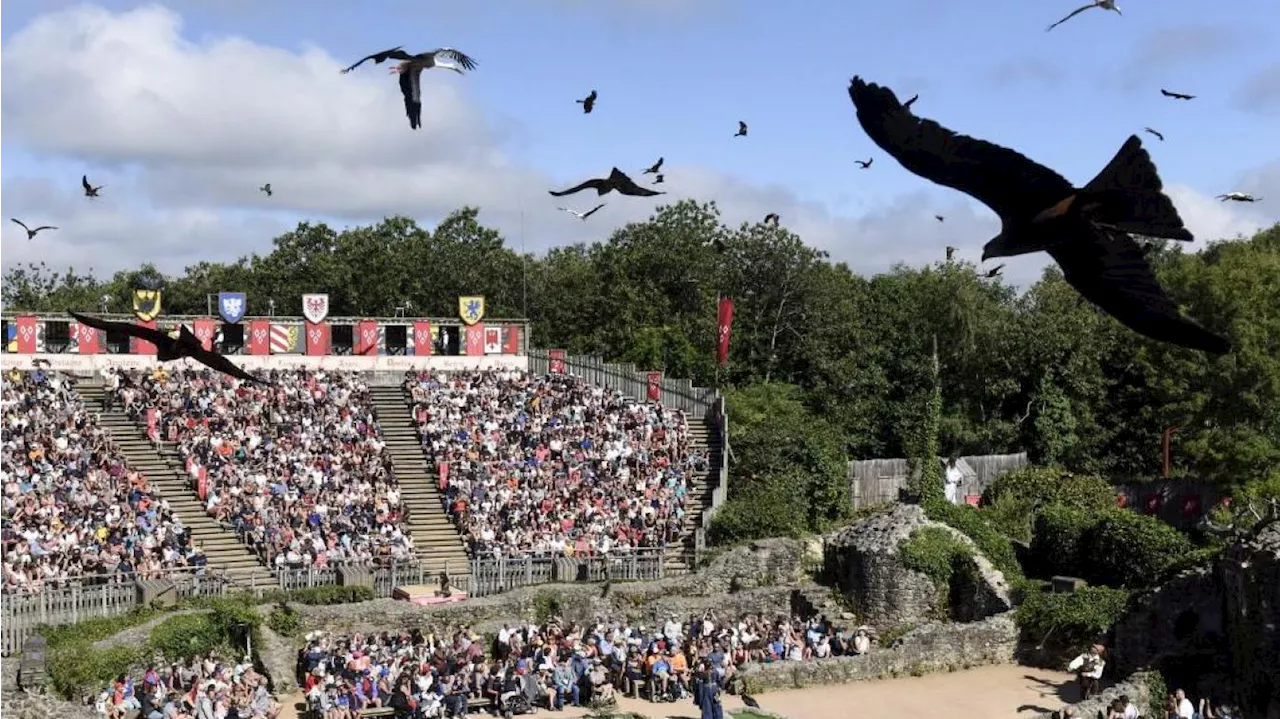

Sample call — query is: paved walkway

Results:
[279,663,1076,719]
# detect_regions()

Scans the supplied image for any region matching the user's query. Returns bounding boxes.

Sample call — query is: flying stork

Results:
[1046,0,1121,32]
[340,47,479,130]
[1216,192,1261,203]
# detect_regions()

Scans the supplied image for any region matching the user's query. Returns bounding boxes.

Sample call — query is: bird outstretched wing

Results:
[189,348,272,385]
[1046,4,1094,32]
[82,175,92,192]
[1049,228,1230,354]
[67,311,171,347]
[549,178,610,197]
[848,76,1074,224]
[11,219,30,232]
[607,168,664,197]
[581,203,607,218]
[340,47,413,73]
[424,48,478,71]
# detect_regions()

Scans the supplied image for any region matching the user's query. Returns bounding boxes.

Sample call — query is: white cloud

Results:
[0,4,1269,291]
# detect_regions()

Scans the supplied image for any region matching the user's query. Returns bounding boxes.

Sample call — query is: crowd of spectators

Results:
[2,368,204,595]
[114,367,414,570]
[94,651,281,719]
[297,608,872,717]
[403,370,708,558]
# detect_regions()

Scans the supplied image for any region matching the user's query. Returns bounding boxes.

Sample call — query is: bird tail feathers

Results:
[1125,314,1232,356]
[1082,136,1193,242]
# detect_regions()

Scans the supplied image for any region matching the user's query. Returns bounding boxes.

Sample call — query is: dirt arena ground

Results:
[281,664,1077,719]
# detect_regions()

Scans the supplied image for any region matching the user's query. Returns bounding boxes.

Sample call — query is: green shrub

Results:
[39,607,160,649]
[259,585,375,606]
[1029,504,1094,578]
[1145,670,1170,719]
[983,493,1038,543]
[266,603,302,637]
[1082,510,1195,588]
[924,498,1023,581]
[708,476,808,544]
[1015,585,1131,657]
[983,467,1115,513]
[900,526,977,618]
[148,613,226,660]
[533,590,563,624]
[48,644,144,701]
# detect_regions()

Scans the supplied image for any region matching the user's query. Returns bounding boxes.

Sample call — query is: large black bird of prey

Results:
[549,168,665,198]
[847,76,1229,355]
[82,175,104,198]
[68,311,270,384]
[577,90,598,114]
[11,219,57,239]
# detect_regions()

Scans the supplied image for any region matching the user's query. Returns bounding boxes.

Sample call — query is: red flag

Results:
[502,326,521,354]
[355,320,378,356]
[132,320,159,355]
[193,318,217,351]
[412,321,433,356]
[248,320,271,355]
[716,297,735,366]
[646,371,662,402]
[305,322,330,356]
[464,323,485,356]
[548,349,566,374]
[15,315,37,354]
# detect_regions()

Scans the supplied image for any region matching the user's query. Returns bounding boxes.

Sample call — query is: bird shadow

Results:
[1017,703,1058,714]
[1023,674,1082,703]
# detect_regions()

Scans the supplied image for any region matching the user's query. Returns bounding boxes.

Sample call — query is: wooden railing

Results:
[525,349,718,417]
[1,550,667,656]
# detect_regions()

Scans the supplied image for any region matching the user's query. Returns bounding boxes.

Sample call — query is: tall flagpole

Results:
[520,202,528,319]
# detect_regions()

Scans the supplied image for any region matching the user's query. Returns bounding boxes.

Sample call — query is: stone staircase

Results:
[76,382,275,587]
[369,386,471,580]
[665,418,722,574]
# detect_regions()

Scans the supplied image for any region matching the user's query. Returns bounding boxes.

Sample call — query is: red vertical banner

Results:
[193,318,216,351]
[412,321,433,356]
[73,320,100,354]
[355,320,378,356]
[438,462,450,491]
[464,323,485,356]
[502,325,521,354]
[716,297,735,367]
[146,408,158,440]
[132,320,159,355]
[646,371,662,402]
[15,315,37,353]
[197,467,208,501]
[305,322,330,356]
[548,349,566,374]
[248,320,271,355]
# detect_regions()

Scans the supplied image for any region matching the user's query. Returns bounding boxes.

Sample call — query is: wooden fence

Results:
[526,349,718,417]
[846,453,1030,509]
[1,550,667,656]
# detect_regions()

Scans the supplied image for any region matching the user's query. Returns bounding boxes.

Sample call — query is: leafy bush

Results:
[148,613,226,660]
[1015,585,1131,657]
[983,467,1115,513]
[1029,504,1094,578]
[532,590,563,624]
[983,493,1039,543]
[924,498,1024,581]
[39,607,161,649]
[48,644,144,701]
[259,585,375,606]
[1082,510,1195,588]
[708,477,808,544]
[266,603,302,637]
[900,526,976,617]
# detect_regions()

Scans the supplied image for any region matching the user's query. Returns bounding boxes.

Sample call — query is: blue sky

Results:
[2,0,1277,284]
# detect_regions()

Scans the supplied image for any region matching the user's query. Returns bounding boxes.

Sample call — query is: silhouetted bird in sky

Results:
[68,311,271,384]
[1217,192,1261,202]
[340,47,478,129]
[1160,88,1195,100]
[643,157,664,174]
[653,174,665,185]
[82,175,104,198]
[735,121,748,137]
[1046,0,1121,32]
[848,75,1228,355]
[1142,127,1164,142]
[764,213,780,225]
[549,168,664,198]
[577,90,597,113]
[903,94,919,109]
[936,215,946,222]
[259,183,273,197]
[946,246,957,261]
[10,219,57,239]
[855,158,873,169]
[984,264,1005,278]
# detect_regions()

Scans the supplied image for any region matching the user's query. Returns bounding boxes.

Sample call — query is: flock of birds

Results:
[6,5,1275,384]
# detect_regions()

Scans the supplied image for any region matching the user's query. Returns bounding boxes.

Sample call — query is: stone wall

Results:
[1,648,97,719]
[1220,524,1280,719]
[1032,671,1158,719]
[1111,567,1226,677]
[736,613,1018,693]
[823,504,1011,627]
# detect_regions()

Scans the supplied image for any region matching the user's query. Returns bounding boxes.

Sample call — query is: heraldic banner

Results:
[355,320,378,356]
[548,349,566,374]
[716,297,735,367]
[413,321,434,356]
[132,320,159,355]
[193,318,217,351]
[646,372,662,402]
[458,295,485,326]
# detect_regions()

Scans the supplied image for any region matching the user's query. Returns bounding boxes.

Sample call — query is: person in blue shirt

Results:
[553,659,578,709]
[649,654,672,701]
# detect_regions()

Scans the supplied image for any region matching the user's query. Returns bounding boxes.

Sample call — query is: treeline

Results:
[4,201,1278,499]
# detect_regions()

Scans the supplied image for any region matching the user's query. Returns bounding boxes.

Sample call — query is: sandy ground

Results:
[280,664,1078,719]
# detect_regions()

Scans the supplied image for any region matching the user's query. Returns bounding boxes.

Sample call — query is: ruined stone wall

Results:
[1220,525,1280,719]
[736,613,1018,693]
[1111,567,1226,677]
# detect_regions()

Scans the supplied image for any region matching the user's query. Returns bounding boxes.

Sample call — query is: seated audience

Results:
[403,370,708,558]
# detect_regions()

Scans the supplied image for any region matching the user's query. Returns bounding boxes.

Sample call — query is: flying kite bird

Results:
[259,183,273,197]
[764,213,780,225]
[643,157,664,174]
[556,203,607,220]
[653,174,665,185]
[1142,127,1164,142]
[1216,192,1261,202]
[856,158,874,169]
[936,215,946,222]
[1046,0,1121,32]
[549,168,665,198]
[946,246,957,261]
[735,121,749,137]
[984,264,1005,278]
[82,175,104,198]
[847,76,1228,355]
[10,219,57,240]
[68,311,271,384]
[1160,89,1195,100]
[341,47,478,130]
[577,90,598,114]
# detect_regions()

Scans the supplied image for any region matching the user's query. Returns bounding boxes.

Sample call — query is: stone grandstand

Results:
[7,358,722,593]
